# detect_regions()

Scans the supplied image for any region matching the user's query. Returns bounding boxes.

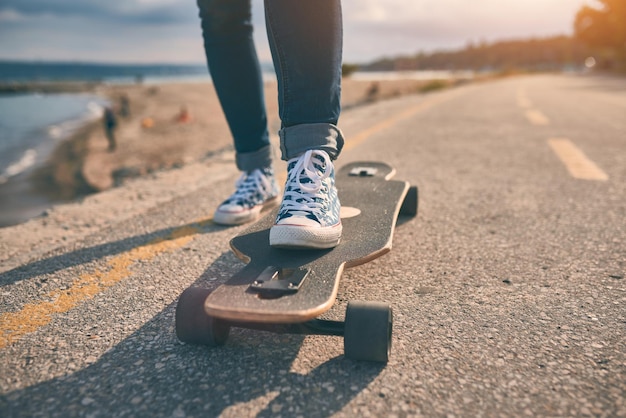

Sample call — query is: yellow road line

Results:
[526,109,550,126]
[548,138,608,181]
[0,91,455,349]
[0,224,204,349]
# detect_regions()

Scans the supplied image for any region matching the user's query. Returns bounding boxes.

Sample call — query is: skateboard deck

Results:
[202,161,414,323]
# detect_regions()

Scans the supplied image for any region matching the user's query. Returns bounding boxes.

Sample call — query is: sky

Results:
[0,0,591,65]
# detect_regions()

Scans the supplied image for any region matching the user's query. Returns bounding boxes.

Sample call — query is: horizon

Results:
[0,0,590,65]
[0,33,582,68]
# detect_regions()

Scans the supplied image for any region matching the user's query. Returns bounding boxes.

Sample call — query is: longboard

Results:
[176,161,418,362]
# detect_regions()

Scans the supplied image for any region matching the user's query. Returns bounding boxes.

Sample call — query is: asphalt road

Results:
[1,74,625,417]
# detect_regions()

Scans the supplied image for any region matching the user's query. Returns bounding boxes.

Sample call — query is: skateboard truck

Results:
[249,266,310,298]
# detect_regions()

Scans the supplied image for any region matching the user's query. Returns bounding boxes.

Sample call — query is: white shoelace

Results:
[281,150,332,217]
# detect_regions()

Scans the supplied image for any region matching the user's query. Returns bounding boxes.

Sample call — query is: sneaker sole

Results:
[269,223,342,249]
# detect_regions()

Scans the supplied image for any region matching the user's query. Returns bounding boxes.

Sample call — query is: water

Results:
[0,61,265,180]
[0,61,216,226]
[0,61,210,84]
[0,93,108,183]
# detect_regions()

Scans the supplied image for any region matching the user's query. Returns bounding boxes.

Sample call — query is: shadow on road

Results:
[0,218,219,286]
[1,251,384,417]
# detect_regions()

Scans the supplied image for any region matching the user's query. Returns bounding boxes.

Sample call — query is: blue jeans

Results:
[197,0,344,172]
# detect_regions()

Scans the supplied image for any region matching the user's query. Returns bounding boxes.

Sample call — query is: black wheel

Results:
[399,185,418,217]
[344,301,393,363]
[175,287,230,346]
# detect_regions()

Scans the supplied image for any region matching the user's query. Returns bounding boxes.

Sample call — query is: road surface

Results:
[1,74,624,417]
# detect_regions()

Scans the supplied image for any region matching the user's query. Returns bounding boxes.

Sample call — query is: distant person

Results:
[103,107,117,152]
[366,81,380,102]
[198,0,344,249]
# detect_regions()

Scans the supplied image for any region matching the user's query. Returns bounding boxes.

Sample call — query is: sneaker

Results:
[269,150,342,249]
[213,167,280,225]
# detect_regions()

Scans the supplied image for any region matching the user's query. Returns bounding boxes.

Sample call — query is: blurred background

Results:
[0,0,624,227]
[1,0,623,68]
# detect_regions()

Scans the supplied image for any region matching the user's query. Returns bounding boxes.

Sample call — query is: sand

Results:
[72,77,448,192]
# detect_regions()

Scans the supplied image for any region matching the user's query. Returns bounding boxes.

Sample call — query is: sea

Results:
[0,61,217,226]
[0,61,214,185]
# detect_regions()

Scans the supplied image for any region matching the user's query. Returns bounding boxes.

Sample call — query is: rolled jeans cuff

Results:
[279,123,344,161]
[236,144,273,172]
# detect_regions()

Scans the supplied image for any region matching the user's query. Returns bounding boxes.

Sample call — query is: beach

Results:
[79,77,455,189]
[0,76,458,227]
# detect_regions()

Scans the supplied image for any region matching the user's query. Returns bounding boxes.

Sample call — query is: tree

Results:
[574,0,626,70]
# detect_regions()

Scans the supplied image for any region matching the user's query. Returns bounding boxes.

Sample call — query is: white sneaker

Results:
[270,150,342,249]
[213,167,280,225]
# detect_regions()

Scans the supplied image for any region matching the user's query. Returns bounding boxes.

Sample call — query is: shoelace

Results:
[281,150,332,217]
[230,169,271,204]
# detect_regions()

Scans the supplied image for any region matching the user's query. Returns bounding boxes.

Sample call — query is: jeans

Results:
[197,0,344,172]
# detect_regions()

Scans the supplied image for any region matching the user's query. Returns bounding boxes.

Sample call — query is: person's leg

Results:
[197,0,272,171]
[265,0,344,249]
[264,0,344,161]
[198,0,279,225]
[106,128,116,152]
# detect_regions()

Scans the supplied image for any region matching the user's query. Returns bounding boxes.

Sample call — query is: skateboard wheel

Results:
[399,185,418,217]
[344,301,392,363]
[175,287,230,346]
